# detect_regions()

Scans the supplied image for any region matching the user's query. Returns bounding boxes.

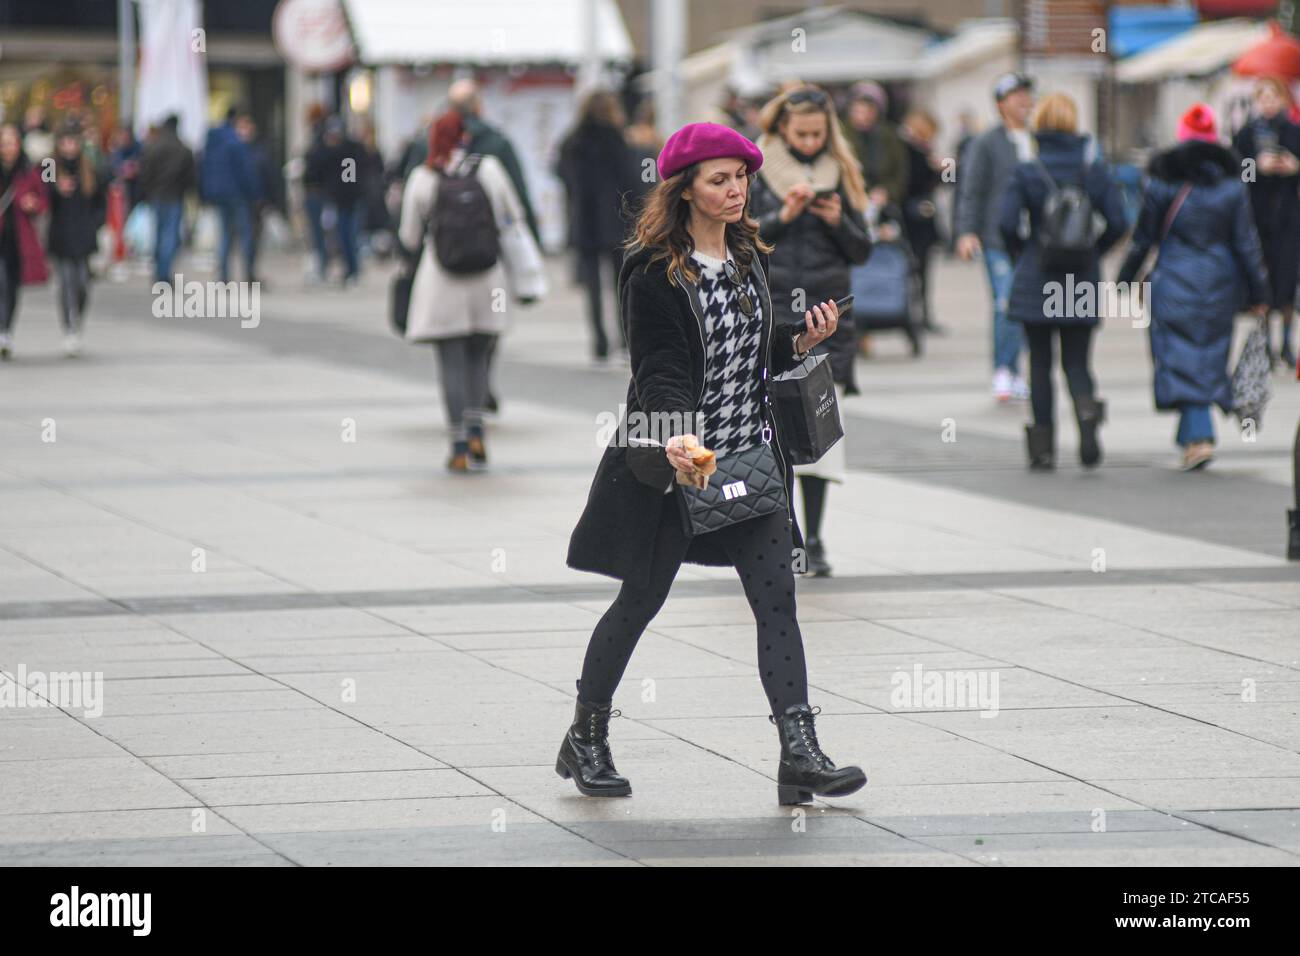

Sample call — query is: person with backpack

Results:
[997,92,1127,470]
[397,110,545,472]
[1118,105,1270,472]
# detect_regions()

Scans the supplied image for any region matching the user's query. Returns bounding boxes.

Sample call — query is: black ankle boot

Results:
[1075,398,1105,468]
[805,538,832,577]
[770,703,866,805]
[1025,424,1055,471]
[1288,509,1300,561]
[555,694,631,797]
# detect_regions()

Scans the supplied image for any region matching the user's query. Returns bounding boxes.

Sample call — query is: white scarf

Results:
[756,133,841,198]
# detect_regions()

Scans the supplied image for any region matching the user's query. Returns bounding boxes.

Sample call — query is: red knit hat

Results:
[656,122,763,181]
[1176,103,1218,144]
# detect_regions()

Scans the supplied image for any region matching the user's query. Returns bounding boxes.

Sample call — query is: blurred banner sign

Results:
[273,0,355,73]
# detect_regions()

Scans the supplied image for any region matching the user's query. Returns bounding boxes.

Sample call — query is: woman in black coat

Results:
[1232,76,1300,369]
[563,122,866,806]
[1118,105,1270,472]
[47,122,108,356]
[748,84,871,577]
[998,93,1128,470]
[555,90,639,362]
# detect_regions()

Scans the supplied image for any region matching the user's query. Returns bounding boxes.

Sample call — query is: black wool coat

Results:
[566,245,808,589]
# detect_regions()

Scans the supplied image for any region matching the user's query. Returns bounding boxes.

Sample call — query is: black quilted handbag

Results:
[677,439,789,536]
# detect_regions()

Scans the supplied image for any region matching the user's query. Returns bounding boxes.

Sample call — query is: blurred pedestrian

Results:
[1232,76,1300,369]
[750,84,871,577]
[137,114,194,286]
[301,104,330,283]
[47,120,109,356]
[1118,104,1271,471]
[448,79,539,243]
[957,72,1037,402]
[624,100,662,225]
[899,107,945,333]
[0,122,50,360]
[397,111,545,472]
[844,82,908,209]
[449,79,541,414]
[21,106,53,168]
[556,90,639,363]
[562,121,865,805]
[235,114,277,282]
[998,92,1127,471]
[200,107,258,283]
[109,124,143,211]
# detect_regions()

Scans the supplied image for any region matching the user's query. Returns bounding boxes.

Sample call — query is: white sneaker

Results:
[1011,374,1030,400]
[992,367,1013,402]
[62,332,82,357]
[0,332,12,360]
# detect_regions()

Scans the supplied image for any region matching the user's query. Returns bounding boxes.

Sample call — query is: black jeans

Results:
[577,246,625,358]
[578,491,809,717]
[1023,323,1096,427]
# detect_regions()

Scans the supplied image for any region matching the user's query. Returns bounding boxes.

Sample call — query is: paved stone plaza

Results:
[1,251,1297,866]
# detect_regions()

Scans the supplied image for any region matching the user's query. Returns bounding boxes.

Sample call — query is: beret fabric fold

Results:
[657,122,764,181]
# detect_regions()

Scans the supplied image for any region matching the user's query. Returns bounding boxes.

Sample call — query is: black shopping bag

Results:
[770,352,843,465]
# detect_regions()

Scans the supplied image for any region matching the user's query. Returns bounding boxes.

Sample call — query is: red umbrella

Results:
[1233,20,1300,78]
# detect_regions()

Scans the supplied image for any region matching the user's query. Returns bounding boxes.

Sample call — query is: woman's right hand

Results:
[665,434,700,474]
[779,184,814,224]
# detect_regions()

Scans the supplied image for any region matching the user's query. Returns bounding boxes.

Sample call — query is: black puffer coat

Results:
[749,172,871,392]
[566,245,807,589]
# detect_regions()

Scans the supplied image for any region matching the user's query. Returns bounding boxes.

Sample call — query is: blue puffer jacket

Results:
[997,131,1128,326]
[1117,141,1270,412]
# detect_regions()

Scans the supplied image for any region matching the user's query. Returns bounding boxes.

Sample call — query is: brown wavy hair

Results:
[625,161,772,287]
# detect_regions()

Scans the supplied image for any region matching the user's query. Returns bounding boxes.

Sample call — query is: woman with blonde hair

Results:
[748,83,871,577]
[997,91,1127,470]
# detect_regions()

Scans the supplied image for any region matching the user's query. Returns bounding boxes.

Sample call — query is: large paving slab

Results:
[1,251,1296,866]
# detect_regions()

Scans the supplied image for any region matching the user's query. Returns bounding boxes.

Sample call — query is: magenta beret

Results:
[656,122,764,181]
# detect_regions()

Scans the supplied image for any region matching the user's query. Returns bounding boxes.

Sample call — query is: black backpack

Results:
[430,154,500,274]
[1031,159,1096,273]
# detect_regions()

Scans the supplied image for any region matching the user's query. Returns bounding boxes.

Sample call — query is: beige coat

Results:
[399,151,546,342]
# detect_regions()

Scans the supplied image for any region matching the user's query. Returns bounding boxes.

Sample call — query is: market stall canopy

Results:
[1108,5,1200,59]
[1233,20,1300,77]
[340,0,633,65]
[914,19,1017,79]
[715,6,936,90]
[1115,17,1271,82]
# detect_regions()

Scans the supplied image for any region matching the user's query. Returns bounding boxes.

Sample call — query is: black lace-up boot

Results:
[770,703,866,805]
[555,683,631,797]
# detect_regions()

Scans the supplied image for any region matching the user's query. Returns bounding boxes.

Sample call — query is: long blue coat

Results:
[1117,141,1270,412]
[997,131,1129,326]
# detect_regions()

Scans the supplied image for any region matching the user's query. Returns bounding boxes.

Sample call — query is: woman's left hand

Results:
[796,299,839,353]
[808,191,842,228]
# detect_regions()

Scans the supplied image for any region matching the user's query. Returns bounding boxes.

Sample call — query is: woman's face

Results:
[0,126,20,167]
[57,134,81,159]
[1255,83,1285,119]
[683,158,748,224]
[781,110,828,155]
